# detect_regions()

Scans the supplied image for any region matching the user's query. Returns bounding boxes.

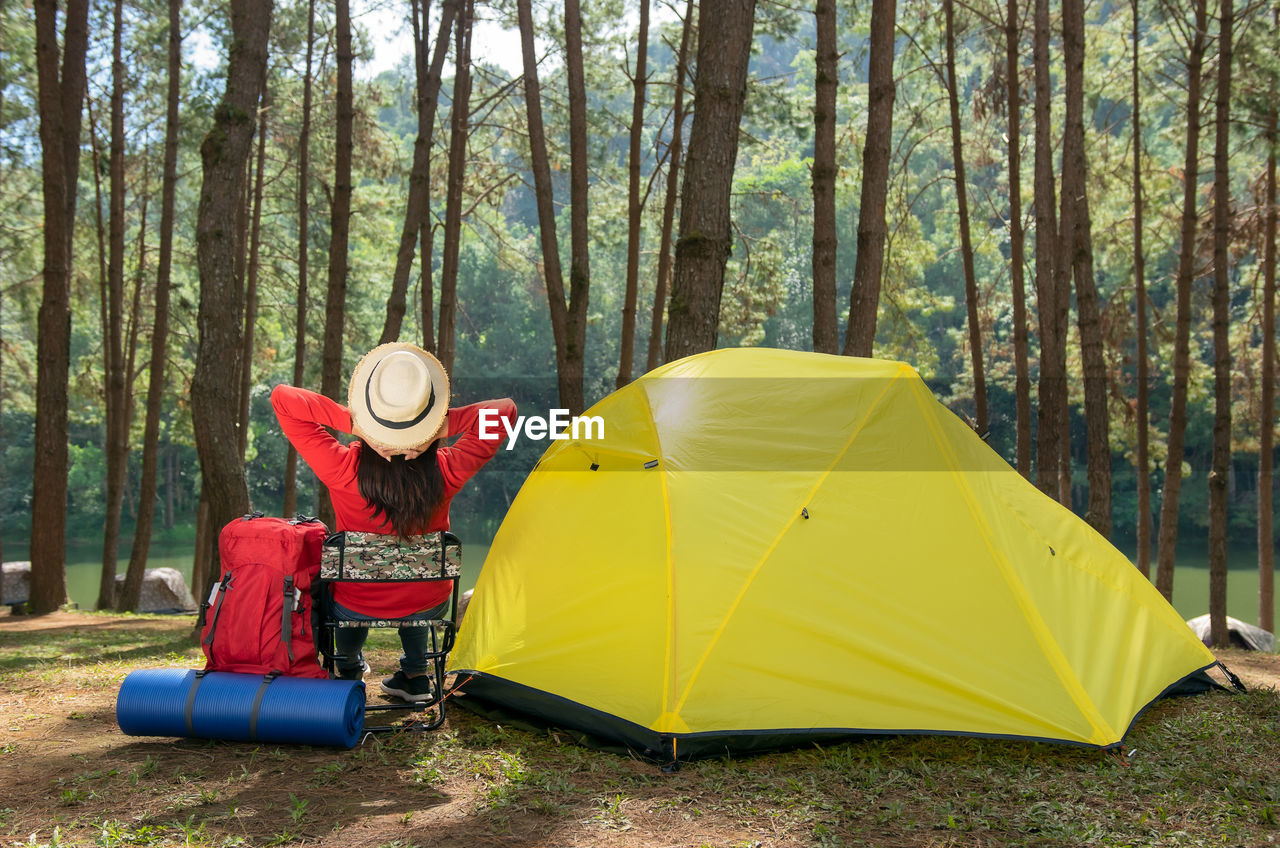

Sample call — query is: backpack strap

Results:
[282,577,296,663]
[201,574,231,646]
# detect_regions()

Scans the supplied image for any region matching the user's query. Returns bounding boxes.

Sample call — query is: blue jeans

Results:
[332,599,449,677]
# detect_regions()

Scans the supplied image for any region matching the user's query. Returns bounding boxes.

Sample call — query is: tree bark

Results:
[1132,0,1151,577]
[30,0,90,614]
[437,0,474,374]
[1207,0,1232,648]
[518,0,574,408]
[1260,58,1276,633]
[1031,0,1061,499]
[239,95,269,461]
[191,0,271,609]
[283,0,316,519]
[1154,0,1208,603]
[562,0,592,411]
[811,0,838,355]
[321,0,353,405]
[945,0,986,434]
[645,0,694,372]
[842,0,896,357]
[380,0,456,345]
[121,0,182,613]
[98,0,128,610]
[1063,0,1109,535]
[618,0,651,383]
[1006,0,1030,478]
[317,0,352,528]
[665,0,758,361]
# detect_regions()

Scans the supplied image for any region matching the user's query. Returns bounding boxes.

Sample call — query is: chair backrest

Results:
[321,531,461,582]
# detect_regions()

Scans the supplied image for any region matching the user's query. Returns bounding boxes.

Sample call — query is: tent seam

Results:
[912,384,1118,746]
[671,366,906,715]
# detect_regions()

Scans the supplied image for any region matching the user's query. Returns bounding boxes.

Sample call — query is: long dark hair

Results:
[355,441,445,538]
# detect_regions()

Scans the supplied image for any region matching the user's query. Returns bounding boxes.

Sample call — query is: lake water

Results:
[10,540,1279,629]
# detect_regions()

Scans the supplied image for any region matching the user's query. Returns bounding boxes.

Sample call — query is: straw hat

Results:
[348,343,450,450]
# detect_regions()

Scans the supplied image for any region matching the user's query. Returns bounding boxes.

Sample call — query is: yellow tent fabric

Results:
[448,348,1217,761]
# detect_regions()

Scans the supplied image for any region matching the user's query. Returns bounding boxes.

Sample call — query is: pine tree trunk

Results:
[842,0,896,357]
[1207,0,1233,648]
[1007,0,1030,479]
[1031,0,1061,499]
[30,0,90,614]
[121,0,181,613]
[1154,0,1208,603]
[645,0,694,373]
[945,0,986,434]
[1132,0,1151,577]
[518,0,573,406]
[618,0,651,385]
[98,0,129,610]
[191,0,271,613]
[664,0,757,361]
[238,97,268,461]
[562,0,591,413]
[283,0,315,520]
[810,0,838,355]
[380,0,456,345]
[320,0,353,404]
[1260,65,1276,633]
[437,0,473,375]
[1063,0,1109,535]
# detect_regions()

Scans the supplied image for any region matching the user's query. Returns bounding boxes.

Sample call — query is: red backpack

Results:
[200,514,329,679]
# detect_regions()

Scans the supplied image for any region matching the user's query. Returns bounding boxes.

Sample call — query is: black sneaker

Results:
[337,659,371,682]
[380,671,436,702]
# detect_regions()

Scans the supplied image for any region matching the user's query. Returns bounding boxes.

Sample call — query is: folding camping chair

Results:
[317,530,462,732]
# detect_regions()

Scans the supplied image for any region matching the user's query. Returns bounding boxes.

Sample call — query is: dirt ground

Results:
[2,611,1278,848]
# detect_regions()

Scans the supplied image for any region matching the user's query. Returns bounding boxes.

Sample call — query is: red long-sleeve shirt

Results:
[271,385,516,617]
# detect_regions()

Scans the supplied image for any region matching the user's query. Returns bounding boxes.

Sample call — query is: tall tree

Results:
[1063,0,1109,534]
[121,0,182,612]
[618,0,652,383]
[436,0,473,373]
[239,95,269,461]
[380,0,457,345]
[842,0,896,357]
[1155,0,1208,602]
[30,0,90,614]
[664,0,758,360]
[645,0,694,372]
[98,0,129,610]
[283,0,316,519]
[1207,0,1233,647]
[1006,0,1031,478]
[561,0,592,410]
[810,0,838,354]
[518,0,579,411]
[944,0,987,434]
[1261,65,1276,633]
[190,0,272,599]
[320,0,353,405]
[1031,0,1061,499]
[1132,0,1152,577]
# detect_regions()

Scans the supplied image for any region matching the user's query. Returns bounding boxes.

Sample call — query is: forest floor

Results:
[1,609,1278,848]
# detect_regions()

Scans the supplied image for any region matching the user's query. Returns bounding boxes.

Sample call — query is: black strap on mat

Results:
[184,670,207,736]
[249,673,280,741]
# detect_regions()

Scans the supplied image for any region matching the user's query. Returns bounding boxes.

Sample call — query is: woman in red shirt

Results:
[271,342,515,701]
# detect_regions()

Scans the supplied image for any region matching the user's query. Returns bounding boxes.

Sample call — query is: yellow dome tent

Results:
[449,348,1218,762]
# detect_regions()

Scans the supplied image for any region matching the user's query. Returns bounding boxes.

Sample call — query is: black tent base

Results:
[447,664,1233,770]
